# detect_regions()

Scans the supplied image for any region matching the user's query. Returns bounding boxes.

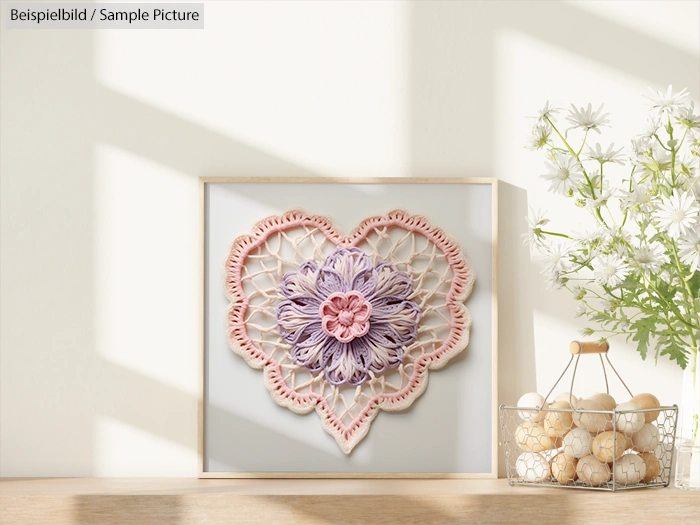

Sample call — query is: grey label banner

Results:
[5,3,204,29]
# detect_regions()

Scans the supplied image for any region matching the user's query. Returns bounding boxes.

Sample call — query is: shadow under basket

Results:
[499,341,678,491]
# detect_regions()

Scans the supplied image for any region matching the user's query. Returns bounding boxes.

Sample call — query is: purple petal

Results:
[323,248,373,285]
[316,267,348,296]
[276,300,319,344]
[363,326,407,373]
[279,261,321,300]
[351,268,377,297]
[322,338,370,386]
[372,262,413,300]
[289,332,329,373]
[369,297,422,326]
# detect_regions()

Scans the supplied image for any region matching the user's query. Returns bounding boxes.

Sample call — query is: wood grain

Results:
[1,478,698,525]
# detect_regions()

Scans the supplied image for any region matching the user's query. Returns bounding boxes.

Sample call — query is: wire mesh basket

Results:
[499,341,678,491]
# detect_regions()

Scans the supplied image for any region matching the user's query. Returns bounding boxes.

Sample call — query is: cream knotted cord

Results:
[240,224,454,427]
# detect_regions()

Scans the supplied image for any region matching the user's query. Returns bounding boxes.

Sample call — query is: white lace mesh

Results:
[240,224,454,427]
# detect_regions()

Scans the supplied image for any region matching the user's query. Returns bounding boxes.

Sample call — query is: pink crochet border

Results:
[224,209,475,451]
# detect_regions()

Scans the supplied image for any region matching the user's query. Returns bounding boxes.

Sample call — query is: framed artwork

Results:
[199,177,498,478]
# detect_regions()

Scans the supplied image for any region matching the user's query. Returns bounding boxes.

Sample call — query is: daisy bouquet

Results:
[525,87,700,472]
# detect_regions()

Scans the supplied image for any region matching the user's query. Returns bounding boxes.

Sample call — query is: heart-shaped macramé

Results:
[224,209,475,453]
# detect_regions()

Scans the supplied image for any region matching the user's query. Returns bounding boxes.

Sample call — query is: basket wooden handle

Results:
[569,341,609,355]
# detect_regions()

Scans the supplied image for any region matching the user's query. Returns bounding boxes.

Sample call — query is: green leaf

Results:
[631,322,651,360]
[659,339,690,369]
[688,271,700,297]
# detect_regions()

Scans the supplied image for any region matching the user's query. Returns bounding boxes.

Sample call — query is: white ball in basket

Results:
[515,452,551,482]
[576,455,611,487]
[562,427,592,458]
[554,392,578,406]
[515,421,554,452]
[631,423,659,453]
[588,393,616,411]
[613,453,646,485]
[630,393,661,423]
[517,392,546,422]
[573,399,611,433]
[615,402,645,435]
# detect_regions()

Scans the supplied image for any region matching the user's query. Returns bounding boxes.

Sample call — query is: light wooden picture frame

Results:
[199,177,498,478]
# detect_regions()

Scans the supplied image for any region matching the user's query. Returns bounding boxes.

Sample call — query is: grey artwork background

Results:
[204,182,494,473]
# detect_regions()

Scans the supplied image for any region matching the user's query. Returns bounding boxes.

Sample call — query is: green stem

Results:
[669,118,677,187]
[545,116,597,200]
[620,166,636,229]
[653,133,672,151]
[671,240,699,346]
[540,230,571,239]
[576,129,589,156]
[621,238,700,331]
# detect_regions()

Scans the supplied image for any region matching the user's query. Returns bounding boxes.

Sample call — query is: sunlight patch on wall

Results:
[95,1,411,178]
[94,144,198,396]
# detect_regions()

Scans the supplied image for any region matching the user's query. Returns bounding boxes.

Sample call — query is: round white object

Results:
[576,455,611,487]
[615,402,645,435]
[562,427,592,458]
[631,423,659,453]
[517,392,546,422]
[589,393,617,411]
[515,452,551,482]
[573,399,611,433]
[554,392,579,406]
[613,453,646,485]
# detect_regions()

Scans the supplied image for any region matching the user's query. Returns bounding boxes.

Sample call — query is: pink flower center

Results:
[319,291,372,343]
[338,310,355,326]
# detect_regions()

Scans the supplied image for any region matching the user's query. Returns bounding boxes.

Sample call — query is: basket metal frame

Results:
[499,341,679,491]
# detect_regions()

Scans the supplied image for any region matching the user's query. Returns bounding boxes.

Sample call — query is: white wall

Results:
[1,0,698,477]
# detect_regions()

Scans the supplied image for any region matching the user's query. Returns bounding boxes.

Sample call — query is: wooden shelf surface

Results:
[2,477,699,524]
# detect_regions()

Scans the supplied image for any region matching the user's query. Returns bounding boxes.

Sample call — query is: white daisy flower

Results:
[678,153,699,175]
[676,101,700,130]
[689,128,700,156]
[678,228,700,272]
[566,103,611,134]
[630,136,651,157]
[600,298,614,312]
[610,227,633,246]
[534,100,561,123]
[593,254,630,287]
[573,227,610,245]
[540,242,572,274]
[654,190,700,239]
[544,270,566,290]
[522,208,550,248]
[633,242,669,277]
[586,142,625,165]
[618,181,653,214]
[646,85,689,115]
[526,123,553,151]
[584,184,615,211]
[636,143,672,175]
[574,303,586,318]
[638,116,661,139]
[541,152,584,195]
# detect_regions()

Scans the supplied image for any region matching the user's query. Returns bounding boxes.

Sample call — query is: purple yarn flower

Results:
[276,247,422,386]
